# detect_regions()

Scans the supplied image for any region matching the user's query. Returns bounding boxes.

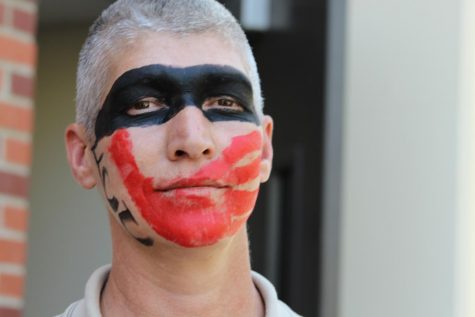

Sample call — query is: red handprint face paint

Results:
[108,129,263,247]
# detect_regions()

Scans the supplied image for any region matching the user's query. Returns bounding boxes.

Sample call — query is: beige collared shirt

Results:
[56,265,301,317]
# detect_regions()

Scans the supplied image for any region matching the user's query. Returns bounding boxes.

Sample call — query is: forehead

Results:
[105,32,248,98]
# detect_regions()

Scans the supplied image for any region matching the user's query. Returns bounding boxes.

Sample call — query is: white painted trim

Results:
[454,0,475,316]
[320,0,347,316]
[240,0,271,31]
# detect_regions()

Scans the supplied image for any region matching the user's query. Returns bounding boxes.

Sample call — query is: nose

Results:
[166,106,216,161]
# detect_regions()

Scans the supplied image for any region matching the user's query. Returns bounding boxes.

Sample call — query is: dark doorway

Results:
[238,1,328,316]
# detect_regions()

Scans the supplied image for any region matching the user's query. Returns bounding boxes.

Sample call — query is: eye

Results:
[203,96,244,112]
[126,97,167,116]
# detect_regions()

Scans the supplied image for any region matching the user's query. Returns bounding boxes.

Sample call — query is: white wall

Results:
[24,25,111,317]
[334,0,475,316]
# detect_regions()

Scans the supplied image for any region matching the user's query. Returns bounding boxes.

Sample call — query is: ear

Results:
[65,123,97,189]
[259,115,274,183]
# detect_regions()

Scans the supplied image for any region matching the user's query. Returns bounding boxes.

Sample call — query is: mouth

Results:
[154,178,230,193]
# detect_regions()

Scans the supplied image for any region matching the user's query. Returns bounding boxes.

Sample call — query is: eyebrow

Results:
[110,64,252,93]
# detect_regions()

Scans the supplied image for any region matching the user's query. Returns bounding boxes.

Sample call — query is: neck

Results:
[101,218,264,317]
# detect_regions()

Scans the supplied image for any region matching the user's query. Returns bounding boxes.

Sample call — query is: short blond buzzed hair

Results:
[76,0,264,143]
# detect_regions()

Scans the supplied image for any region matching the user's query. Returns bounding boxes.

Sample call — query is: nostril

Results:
[175,150,186,157]
[203,149,210,155]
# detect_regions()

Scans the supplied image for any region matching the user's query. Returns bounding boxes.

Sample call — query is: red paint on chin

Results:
[109,129,262,247]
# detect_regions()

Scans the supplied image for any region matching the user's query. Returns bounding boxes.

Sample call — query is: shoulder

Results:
[54,265,111,317]
[252,271,302,317]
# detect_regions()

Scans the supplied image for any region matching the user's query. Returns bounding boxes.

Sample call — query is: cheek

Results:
[189,130,263,185]
[127,127,167,175]
[91,135,156,246]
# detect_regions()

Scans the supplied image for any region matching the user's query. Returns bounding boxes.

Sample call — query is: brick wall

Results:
[0,0,37,316]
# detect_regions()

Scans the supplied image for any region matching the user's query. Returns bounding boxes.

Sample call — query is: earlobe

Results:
[259,115,274,183]
[65,124,97,189]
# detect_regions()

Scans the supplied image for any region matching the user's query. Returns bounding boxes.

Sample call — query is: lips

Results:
[154,178,230,192]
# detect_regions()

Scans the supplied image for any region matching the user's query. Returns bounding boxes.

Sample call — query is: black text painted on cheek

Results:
[94,64,259,143]
[91,148,154,247]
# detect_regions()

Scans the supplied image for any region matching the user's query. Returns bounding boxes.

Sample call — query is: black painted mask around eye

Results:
[94,64,259,143]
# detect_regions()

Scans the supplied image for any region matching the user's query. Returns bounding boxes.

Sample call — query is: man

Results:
[59,0,300,316]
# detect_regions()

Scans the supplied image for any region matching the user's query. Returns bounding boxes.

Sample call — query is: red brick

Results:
[0,273,24,298]
[0,239,26,264]
[0,171,29,198]
[0,308,21,317]
[0,35,36,65]
[11,73,34,98]
[13,8,37,34]
[4,206,28,232]
[0,102,34,132]
[5,138,31,166]
[0,3,5,26]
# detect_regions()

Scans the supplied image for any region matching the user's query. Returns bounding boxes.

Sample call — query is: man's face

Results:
[90,32,273,248]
